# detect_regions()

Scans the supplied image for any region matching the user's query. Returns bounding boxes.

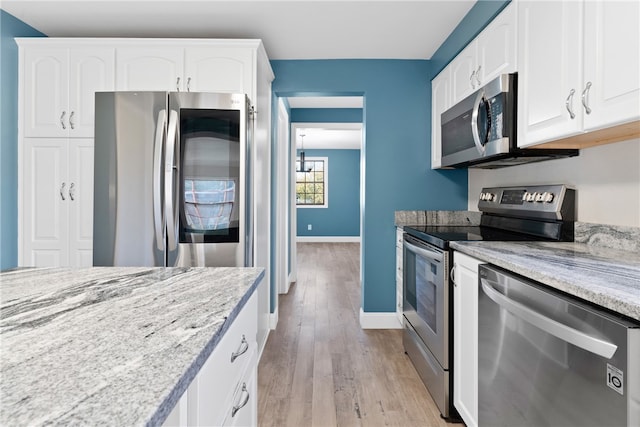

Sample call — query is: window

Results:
[296,157,328,208]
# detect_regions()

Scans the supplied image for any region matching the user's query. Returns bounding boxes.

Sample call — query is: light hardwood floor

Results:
[258,242,454,427]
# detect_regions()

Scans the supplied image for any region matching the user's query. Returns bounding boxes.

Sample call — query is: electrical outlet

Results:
[307,224,312,231]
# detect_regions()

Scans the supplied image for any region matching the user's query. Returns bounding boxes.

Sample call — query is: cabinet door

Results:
[476,2,517,87]
[67,139,94,267]
[517,1,583,147]
[449,42,477,104]
[431,70,450,169]
[184,47,253,95]
[68,48,115,137]
[22,138,69,267]
[453,252,483,427]
[116,47,184,91]
[583,0,640,131]
[23,48,69,137]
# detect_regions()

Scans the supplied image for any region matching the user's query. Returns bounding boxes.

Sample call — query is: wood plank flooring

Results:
[258,242,454,427]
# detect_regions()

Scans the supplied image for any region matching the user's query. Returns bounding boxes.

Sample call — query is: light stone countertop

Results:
[450,241,640,322]
[0,266,265,426]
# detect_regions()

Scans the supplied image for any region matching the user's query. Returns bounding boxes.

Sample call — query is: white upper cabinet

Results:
[23,47,114,137]
[475,2,517,87]
[116,45,254,95]
[116,47,184,91]
[449,43,477,104]
[582,0,640,132]
[431,70,450,169]
[517,0,640,147]
[449,2,517,106]
[185,47,253,94]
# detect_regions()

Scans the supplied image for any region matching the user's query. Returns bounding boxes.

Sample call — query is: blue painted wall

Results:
[296,149,360,237]
[0,11,45,270]
[291,108,363,123]
[272,60,468,313]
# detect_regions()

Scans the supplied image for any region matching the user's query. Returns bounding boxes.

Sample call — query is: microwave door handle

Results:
[165,109,179,251]
[480,278,618,359]
[153,109,167,251]
[403,239,443,263]
[471,89,487,155]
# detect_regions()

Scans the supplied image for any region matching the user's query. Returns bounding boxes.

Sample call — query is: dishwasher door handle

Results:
[481,278,618,359]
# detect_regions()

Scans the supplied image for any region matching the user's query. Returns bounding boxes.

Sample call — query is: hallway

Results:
[257,242,451,426]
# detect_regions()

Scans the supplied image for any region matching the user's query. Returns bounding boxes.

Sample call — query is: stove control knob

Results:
[522,192,528,201]
[487,192,496,202]
[542,192,555,203]
[479,192,485,201]
[525,192,535,202]
[535,192,545,202]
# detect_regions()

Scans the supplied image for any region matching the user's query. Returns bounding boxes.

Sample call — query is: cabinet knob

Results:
[176,77,181,92]
[60,111,67,130]
[475,66,482,86]
[470,70,476,89]
[69,182,75,201]
[60,182,66,201]
[187,77,191,92]
[69,111,75,130]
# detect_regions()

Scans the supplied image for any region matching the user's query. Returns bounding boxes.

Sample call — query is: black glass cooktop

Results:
[403,225,545,250]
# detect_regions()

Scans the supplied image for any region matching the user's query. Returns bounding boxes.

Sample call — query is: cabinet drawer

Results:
[222,350,258,426]
[187,292,258,426]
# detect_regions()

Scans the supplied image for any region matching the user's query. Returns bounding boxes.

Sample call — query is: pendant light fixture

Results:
[297,133,312,172]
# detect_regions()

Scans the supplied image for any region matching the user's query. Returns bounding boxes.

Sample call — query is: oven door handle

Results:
[403,239,443,263]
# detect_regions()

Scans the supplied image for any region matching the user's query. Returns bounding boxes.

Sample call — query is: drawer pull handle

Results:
[231,335,249,363]
[231,383,250,417]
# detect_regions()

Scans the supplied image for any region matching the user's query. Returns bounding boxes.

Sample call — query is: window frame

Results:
[295,156,328,209]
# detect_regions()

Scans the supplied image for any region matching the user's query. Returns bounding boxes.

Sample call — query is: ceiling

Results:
[2,0,476,149]
[2,1,475,60]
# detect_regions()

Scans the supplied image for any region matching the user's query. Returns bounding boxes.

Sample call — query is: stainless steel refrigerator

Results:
[93,92,253,267]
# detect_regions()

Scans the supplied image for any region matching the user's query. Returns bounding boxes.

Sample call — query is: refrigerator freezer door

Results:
[94,91,168,266]
[168,92,250,267]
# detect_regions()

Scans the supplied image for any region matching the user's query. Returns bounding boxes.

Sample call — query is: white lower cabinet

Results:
[163,287,259,427]
[453,251,484,427]
[22,138,93,267]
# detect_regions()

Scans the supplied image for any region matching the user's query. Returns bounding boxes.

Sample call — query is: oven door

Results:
[403,234,449,367]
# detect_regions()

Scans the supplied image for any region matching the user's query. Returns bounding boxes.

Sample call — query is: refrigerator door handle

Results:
[153,109,167,251]
[480,277,618,359]
[165,109,179,251]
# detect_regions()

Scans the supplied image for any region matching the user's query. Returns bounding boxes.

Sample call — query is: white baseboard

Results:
[359,308,403,329]
[296,236,361,243]
[269,310,278,330]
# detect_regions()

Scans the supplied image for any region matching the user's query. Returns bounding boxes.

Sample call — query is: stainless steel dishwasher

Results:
[478,265,640,427]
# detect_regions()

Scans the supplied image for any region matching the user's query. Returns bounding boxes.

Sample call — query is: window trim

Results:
[295,156,328,209]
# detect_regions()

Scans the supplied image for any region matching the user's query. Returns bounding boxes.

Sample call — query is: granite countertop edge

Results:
[150,267,265,426]
[0,267,266,426]
[450,241,640,322]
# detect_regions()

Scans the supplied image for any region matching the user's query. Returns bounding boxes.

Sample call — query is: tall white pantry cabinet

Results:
[17,39,274,274]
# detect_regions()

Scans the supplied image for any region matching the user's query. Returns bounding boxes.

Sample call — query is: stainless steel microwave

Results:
[439,73,578,169]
